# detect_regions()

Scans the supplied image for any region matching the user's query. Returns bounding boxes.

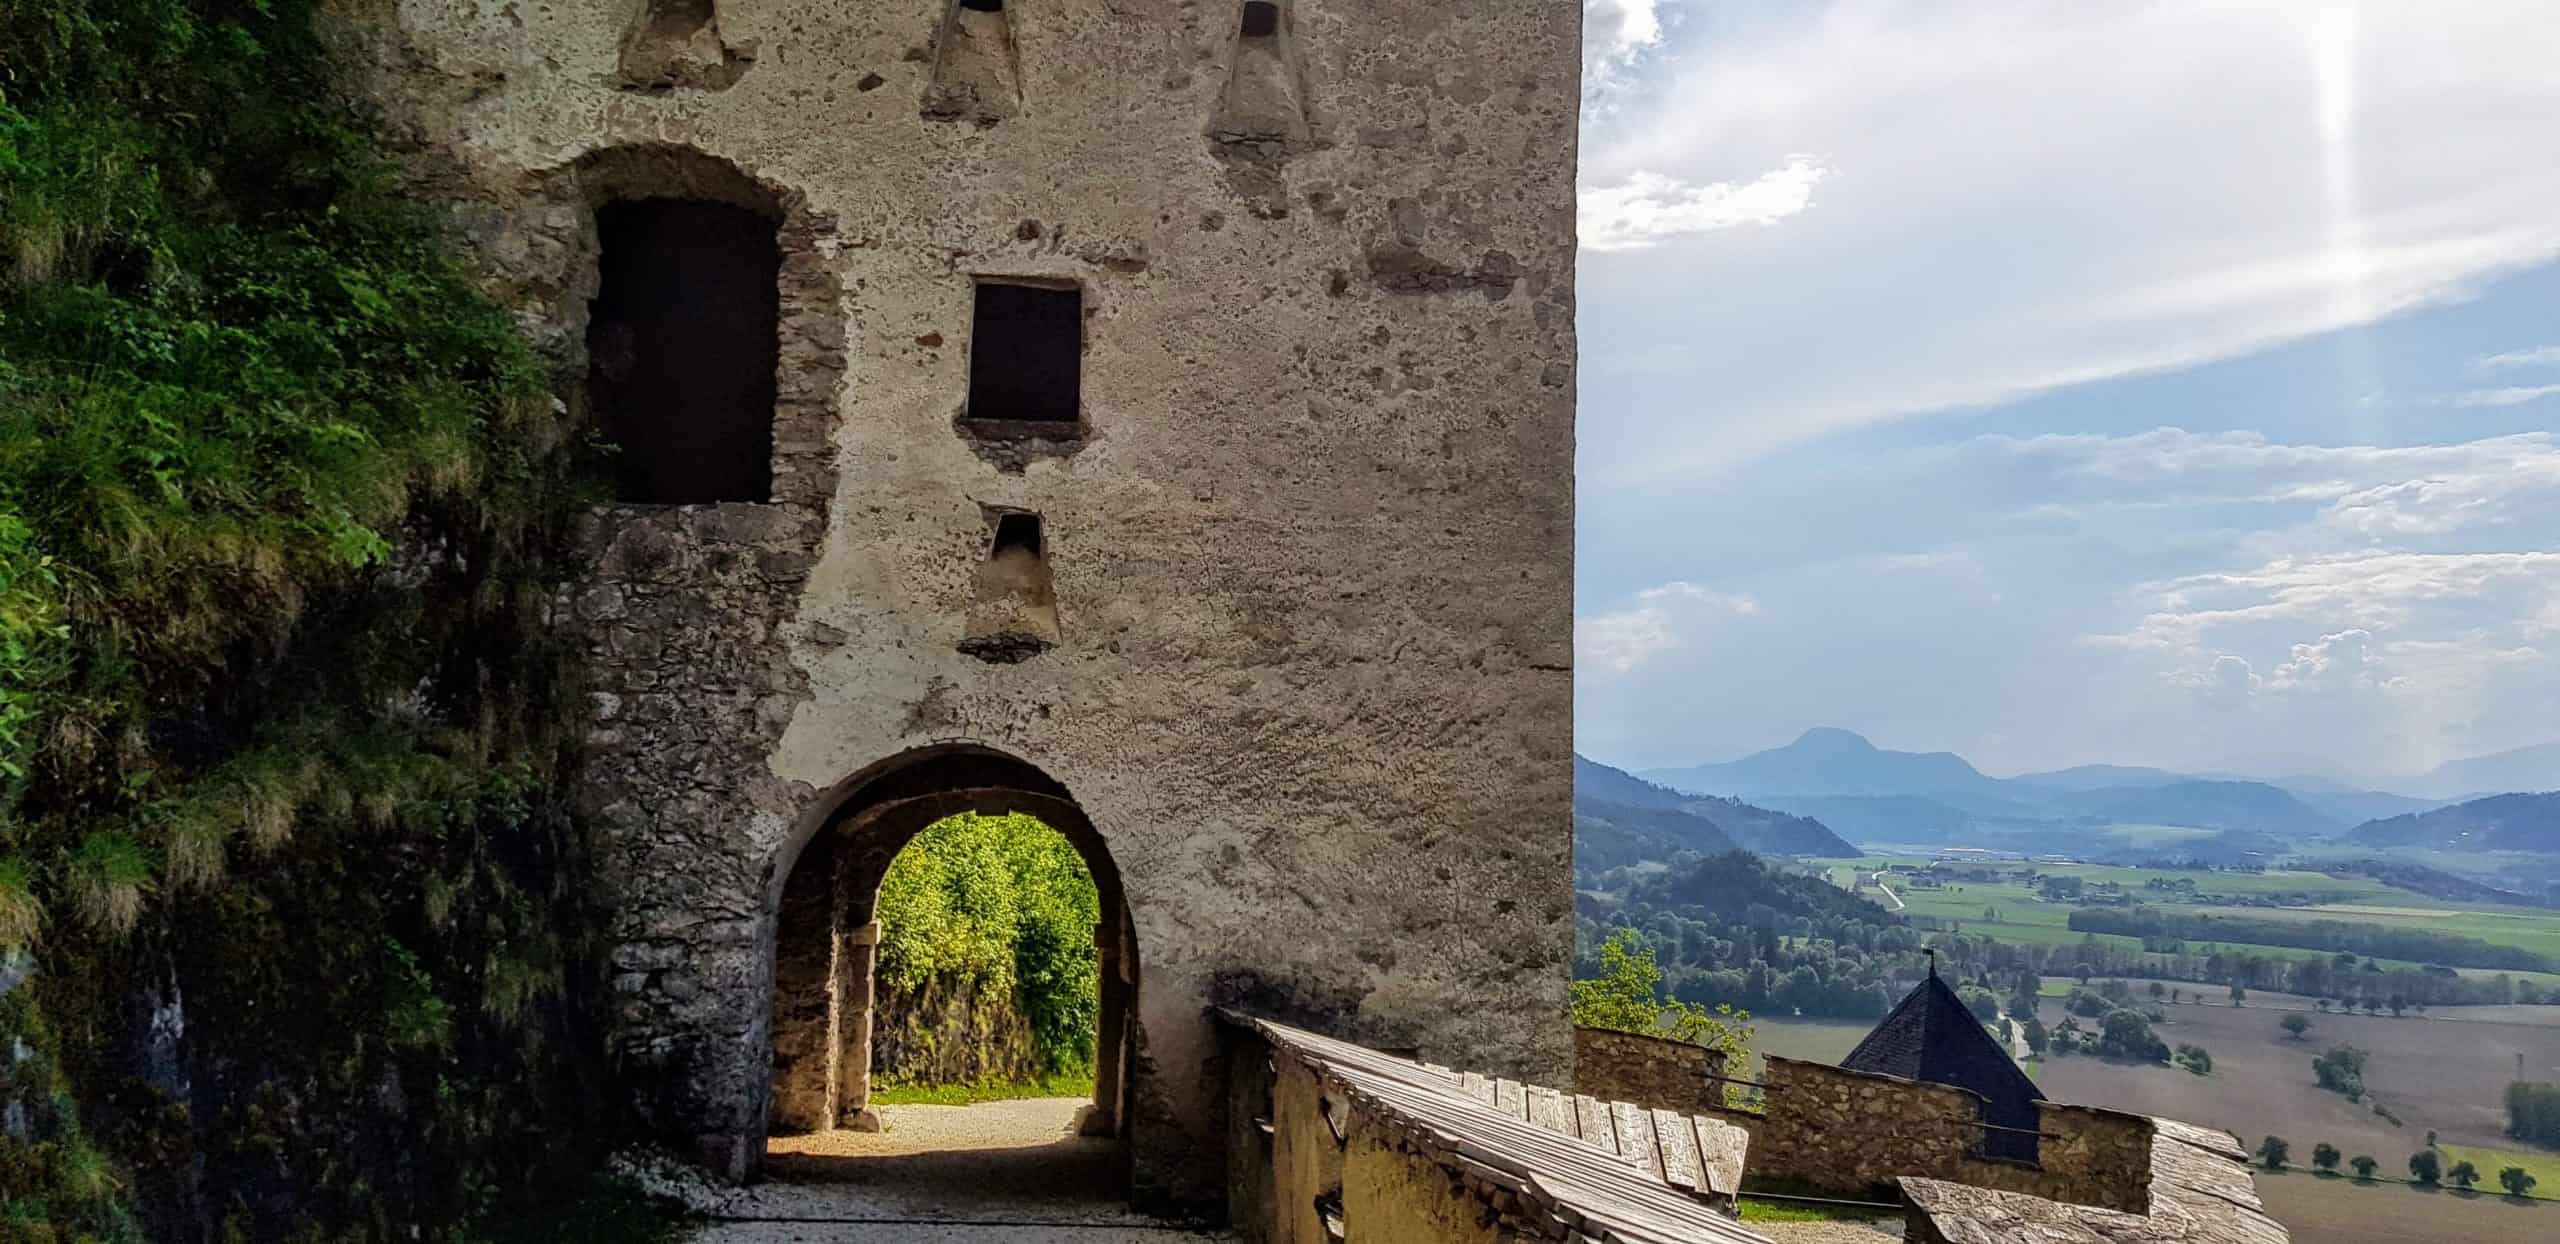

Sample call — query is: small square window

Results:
[965,282,1082,431]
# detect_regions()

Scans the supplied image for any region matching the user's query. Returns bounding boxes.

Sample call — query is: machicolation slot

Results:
[618,0,754,92]
[925,0,1023,124]
[960,511,1059,663]
[1213,0,1307,146]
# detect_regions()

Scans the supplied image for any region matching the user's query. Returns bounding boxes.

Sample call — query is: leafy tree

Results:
[2255,1136,2289,1170]
[2446,1160,2479,1189]
[876,813,1102,1081]
[1572,929,1755,1096]
[2229,983,2248,1006]
[2021,1015,2049,1057]
[2350,1155,2379,1180]
[2409,1149,2441,1185]
[2311,1142,2341,1173]
[2313,1044,2370,1101]
[2099,1008,2170,1063]
[2149,981,2167,1001]
[2508,1080,2560,1146]
[2387,994,2407,1017]
[2174,1043,2213,1075]
[2499,1166,2538,1197]
[2281,1014,2312,1040]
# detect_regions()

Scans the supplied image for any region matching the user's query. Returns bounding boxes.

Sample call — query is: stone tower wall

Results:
[344,0,1580,1209]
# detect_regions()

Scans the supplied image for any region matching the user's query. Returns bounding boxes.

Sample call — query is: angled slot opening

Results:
[961,511,1059,663]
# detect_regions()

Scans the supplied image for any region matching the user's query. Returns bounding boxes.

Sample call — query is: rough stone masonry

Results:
[339,0,1580,1213]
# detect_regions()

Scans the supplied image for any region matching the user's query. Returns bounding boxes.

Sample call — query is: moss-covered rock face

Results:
[0,3,614,1238]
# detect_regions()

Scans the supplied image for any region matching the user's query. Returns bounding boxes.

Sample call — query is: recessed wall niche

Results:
[618,0,754,92]
[587,199,780,504]
[1212,0,1308,144]
[924,0,1024,125]
[960,511,1060,663]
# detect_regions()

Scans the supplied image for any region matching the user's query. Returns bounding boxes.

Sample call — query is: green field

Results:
[2438,1143,2560,1194]
[1808,855,2560,987]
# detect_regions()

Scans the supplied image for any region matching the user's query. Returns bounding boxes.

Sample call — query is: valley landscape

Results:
[1574,728,2560,1244]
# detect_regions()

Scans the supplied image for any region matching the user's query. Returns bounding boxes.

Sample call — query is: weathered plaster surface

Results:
[347,0,1579,1211]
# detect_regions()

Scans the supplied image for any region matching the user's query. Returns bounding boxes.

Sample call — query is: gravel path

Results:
[686,1098,1232,1244]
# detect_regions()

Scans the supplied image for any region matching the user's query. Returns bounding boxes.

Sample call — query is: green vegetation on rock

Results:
[874,813,1102,1089]
[1,2,611,1237]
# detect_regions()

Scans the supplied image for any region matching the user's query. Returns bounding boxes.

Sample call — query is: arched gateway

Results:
[763,746,1137,1147]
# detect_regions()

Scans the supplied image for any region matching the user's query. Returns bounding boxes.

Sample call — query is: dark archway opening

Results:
[588,198,779,504]
[764,748,1137,1200]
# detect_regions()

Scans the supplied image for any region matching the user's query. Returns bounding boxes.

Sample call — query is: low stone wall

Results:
[1750,1057,2155,1213]
[1964,1101,2152,1214]
[1573,1026,1728,1115]
[1752,1056,1982,1199]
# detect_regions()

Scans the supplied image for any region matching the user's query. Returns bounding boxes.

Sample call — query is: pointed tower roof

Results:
[1839,964,2041,1121]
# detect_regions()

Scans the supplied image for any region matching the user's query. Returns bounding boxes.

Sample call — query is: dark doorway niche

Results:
[588,199,779,504]
[963,281,1083,435]
[1240,1,1280,38]
[961,0,1006,10]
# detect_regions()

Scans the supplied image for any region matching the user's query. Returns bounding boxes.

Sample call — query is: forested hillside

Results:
[2347,792,2560,853]
[0,4,613,1237]
[1573,754,1855,860]
[1575,849,1922,1020]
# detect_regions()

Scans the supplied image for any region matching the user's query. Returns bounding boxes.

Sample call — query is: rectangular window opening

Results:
[589,199,779,504]
[964,281,1083,434]
[1240,2,1281,39]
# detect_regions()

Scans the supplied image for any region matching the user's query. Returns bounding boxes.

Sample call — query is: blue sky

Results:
[1569,1,2560,785]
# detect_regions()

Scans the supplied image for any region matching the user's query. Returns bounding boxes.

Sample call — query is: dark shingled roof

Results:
[1842,970,2044,1160]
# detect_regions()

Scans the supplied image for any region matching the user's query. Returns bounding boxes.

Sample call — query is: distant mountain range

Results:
[1572,754,1856,870]
[2345,792,2560,853]
[1621,727,2560,858]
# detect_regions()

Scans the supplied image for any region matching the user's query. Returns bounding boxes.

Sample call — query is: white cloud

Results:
[1576,0,2560,482]
[2449,384,2560,408]
[2267,628,2402,692]
[1583,0,1665,104]
[1974,429,2560,540]
[1575,581,1759,674]
[2098,550,2560,653]
[2477,345,2560,369]
[1580,158,1833,253]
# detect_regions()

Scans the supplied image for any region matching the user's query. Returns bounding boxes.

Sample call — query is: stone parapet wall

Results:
[1751,1057,2156,1214]
[1572,1026,1726,1116]
[1752,1056,1980,1199]
[1970,1101,2152,1214]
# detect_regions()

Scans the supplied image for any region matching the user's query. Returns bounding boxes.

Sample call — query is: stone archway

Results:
[762,745,1138,1152]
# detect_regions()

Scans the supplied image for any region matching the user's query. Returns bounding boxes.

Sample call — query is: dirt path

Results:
[688,1098,1232,1243]
[1869,871,1906,911]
